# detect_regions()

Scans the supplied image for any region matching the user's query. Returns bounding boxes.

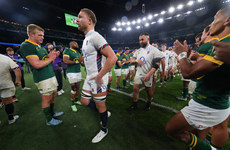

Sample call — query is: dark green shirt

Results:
[121,53,129,69]
[115,53,122,69]
[20,39,55,83]
[63,48,81,73]
[192,35,230,109]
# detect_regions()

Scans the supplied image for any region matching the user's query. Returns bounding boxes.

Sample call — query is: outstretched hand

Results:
[173,40,188,55]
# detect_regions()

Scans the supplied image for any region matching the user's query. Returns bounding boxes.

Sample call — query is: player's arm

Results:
[161,58,165,73]
[63,55,77,65]
[174,40,221,79]
[79,56,85,66]
[99,46,117,78]
[130,56,137,64]
[13,67,22,86]
[211,40,230,64]
[144,58,161,82]
[117,60,122,67]
[26,51,58,69]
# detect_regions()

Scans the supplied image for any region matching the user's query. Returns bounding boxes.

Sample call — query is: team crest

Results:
[86,40,89,45]
[147,51,150,54]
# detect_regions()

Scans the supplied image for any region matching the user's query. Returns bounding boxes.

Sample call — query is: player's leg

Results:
[74,81,82,104]
[50,91,64,118]
[128,78,141,110]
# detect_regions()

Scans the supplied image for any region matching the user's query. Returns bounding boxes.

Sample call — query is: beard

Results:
[140,42,147,48]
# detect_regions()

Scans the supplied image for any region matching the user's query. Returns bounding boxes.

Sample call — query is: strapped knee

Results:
[94,96,106,103]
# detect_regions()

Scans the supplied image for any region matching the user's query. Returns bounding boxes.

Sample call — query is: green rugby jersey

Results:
[121,53,130,69]
[63,48,81,73]
[129,52,135,66]
[192,35,230,109]
[115,53,122,69]
[20,39,55,83]
[197,38,218,56]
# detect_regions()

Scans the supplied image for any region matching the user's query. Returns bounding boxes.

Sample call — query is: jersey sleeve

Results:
[8,57,19,69]
[63,49,69,57]
[153,49,164,59]
[20,44,38,59]
[92,33,109,51]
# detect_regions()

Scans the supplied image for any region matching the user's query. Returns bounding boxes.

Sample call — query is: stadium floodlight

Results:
[148,14,153,20]
[145,23,150,27]
[151,21,156,24]
[136,25,141,29]
[142,17,146,21]
[122,22,126,26]
[176,14,181,17]
[116,21,121,26]
[112,27,117,31]
[118,28,122,31]
[185,11,193,15]
[197,0,204,3]
[187,1,194,6]
[168,7,175,13]
[137,19,141,23]
[154,13,159,17]
[132,20,136,25]
[166,17,172,20]
[158,18,164,23]
[127,21,131,25]
[177,4,184,10]
[126,27,132,31]
[161,11,166,15]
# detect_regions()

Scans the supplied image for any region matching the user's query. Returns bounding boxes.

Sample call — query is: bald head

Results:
[69,41,79,50]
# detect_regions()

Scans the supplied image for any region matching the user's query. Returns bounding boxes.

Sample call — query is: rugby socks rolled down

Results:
[87,101,97,111]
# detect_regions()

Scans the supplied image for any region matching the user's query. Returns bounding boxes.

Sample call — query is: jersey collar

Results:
[25,39,38,46]
[70,48,76,52]
[85,30,94,37]
[205,38,219,43]
[116,53,120,56]
[219,34,230,41]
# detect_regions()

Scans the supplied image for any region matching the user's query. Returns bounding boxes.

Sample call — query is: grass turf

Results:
[0,67,229,150]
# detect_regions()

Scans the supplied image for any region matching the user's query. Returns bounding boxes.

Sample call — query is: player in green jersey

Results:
[166,8,230,150]
[20,24,63,126]
[63,41,83,112]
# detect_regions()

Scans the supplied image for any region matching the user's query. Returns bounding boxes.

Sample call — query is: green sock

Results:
[50,103,54,116]
[71,98,76,105]
[205,132,212,144]
[108,83,111,90]
[123,80,126,87]
[183,87,188,98]
[43,107,52,122]
[188,133,212,150]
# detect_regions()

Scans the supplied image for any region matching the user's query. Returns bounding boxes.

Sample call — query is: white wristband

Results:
[178,52,187,60]
[76,60,79,64]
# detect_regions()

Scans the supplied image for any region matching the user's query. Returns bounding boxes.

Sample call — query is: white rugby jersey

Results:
[168,51,177,65]
[0,54,18,89]
[133,45,163,75]
[162,50,171,66]
[82,30,108,77]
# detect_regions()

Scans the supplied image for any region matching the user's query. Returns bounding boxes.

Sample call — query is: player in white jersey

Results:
[128,33,164,110]
[77,8,117,143]
[159,43,170,87]
[168,47,178,81]
[0,54,21,124]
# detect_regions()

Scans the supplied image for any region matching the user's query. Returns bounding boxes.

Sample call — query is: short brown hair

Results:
[204,26,210,33]
[27,24,44,36]
[81,8,97,25]
[6,47,14,52]
[195,32,202,41]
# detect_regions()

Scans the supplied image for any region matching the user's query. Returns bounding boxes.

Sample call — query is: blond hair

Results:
[81,8,97,25]
[27,24,44,36]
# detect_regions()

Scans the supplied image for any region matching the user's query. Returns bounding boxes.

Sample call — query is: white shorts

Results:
[181,99,230,130]
[129,65,135,71]
[134,74,154,87]
[114,69,121,76]
[0,87,15,98]
[122,68,129,76]
[109,70,112,77]
[35,76,58,96]
[67,72,82,84]
[159,64,169,72]
[188,80,196,94]
[82,74,108,95]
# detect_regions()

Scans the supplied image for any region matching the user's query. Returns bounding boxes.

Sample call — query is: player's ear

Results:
[224,16,230,26]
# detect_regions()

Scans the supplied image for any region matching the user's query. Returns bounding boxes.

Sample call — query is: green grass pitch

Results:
[0,67,229,150]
